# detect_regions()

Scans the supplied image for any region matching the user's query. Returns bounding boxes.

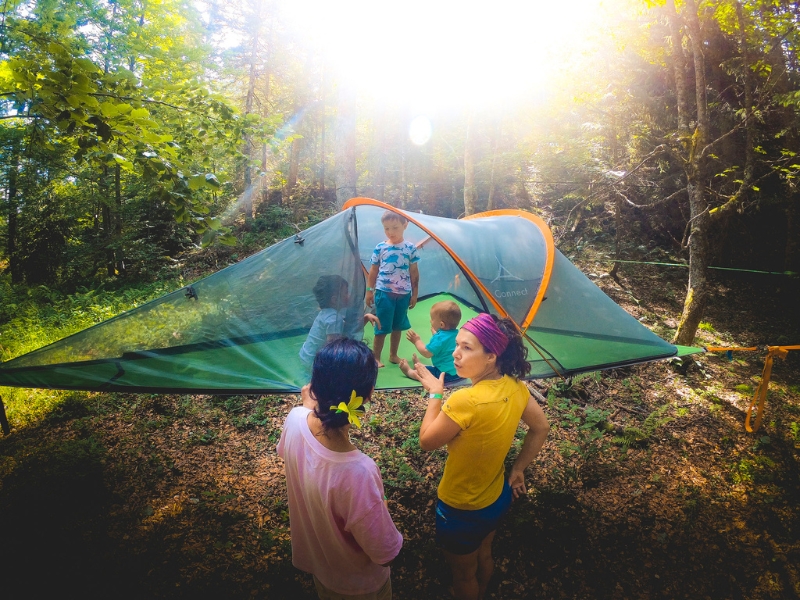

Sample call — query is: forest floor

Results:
[1,250,799,599]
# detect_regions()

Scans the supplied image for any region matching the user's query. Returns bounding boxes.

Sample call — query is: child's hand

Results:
[409,293,417,309]
[405,329,420,344]
[365,290,375,307]
[365,313,381,330]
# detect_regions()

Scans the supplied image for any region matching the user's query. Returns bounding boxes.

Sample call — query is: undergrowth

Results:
[0,276,181,428]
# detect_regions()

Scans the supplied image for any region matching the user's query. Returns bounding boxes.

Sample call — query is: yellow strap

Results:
[745,346,800,433]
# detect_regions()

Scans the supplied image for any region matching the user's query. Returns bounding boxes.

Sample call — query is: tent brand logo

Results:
[495,288,529,298]
[491,257,524,283]
[492,257,527,297]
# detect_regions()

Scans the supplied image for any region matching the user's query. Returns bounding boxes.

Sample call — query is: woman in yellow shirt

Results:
[413,312,550,600]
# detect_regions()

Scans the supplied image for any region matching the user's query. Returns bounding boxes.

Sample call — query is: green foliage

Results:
[612,404,674,448]
[731,456,777,485]
[0,276,180,427]
[698,322,715,333]
[547,389,611,483]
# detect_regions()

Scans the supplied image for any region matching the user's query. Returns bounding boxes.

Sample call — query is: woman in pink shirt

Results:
[277,338,403,599]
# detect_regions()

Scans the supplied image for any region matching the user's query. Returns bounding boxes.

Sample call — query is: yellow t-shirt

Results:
[439,375,530,510]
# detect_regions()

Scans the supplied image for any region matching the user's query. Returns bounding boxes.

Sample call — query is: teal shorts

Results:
[374,289,411,335]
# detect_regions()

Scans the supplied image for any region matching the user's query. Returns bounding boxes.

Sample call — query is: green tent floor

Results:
[370,295,478,390]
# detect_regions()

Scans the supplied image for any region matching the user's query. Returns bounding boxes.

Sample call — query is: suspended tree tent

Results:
[0,198,700,395]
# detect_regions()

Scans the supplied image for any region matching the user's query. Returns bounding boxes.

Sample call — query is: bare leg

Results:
[388,330,402,364]
[398,357,421,381]
[443,531,496,600]
[476,531,496,599]
[444,547,480,600]
[373,333,387,367]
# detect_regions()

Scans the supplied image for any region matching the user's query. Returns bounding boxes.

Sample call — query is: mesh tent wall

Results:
[0,198,694,394]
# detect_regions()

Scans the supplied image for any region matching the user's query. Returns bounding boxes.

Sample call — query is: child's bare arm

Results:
[366,264,379,307]
[408,262,419,309]
[364,313,381,330]
[405,329,432,357]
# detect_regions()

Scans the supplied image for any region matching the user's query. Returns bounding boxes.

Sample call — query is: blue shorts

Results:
[435,481,512,555]
[425,366,463,385]
[374,290,411,336]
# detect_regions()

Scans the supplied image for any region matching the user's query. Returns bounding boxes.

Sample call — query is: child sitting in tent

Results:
[398,300,463,384]
[365,210,420,367]
[299,275,379,371]
[278,338,403,598]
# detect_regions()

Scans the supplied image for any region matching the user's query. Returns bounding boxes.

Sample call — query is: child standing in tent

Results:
[398,300,463,384]
[365,210,420,367]
[278,338,403,599]
[300,275,380,372]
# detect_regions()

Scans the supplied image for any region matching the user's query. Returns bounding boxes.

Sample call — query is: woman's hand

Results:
[414,362,445,396]
[508,467,527,500]
[301,384,316,409]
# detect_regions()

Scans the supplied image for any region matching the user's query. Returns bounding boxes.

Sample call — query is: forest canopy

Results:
[1,0,798,345]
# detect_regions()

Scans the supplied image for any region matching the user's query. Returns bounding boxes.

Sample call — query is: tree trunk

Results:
[673,0,712,346]
[242,28,259,217]
[6,146,21,284]
[334,80,357,209]
[463,112,478,216]
[319,61,326,198]
[486,121,499,211]
[666,0,690,137]
[103,201,115,278]
[115,162,124,274]
[674,184,712,345]
[786,198,800,273]
[374,109,387,201]
[284,135,302,203]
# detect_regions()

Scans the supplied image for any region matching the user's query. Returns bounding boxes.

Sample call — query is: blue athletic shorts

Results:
[374,289,411,336]
[425,365,463,385]
[435,481,513,555]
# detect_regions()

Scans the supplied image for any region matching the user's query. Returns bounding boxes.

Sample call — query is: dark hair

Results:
[432,300,461,330]
[313,275,348,309]
[380,209,407,225]
[311,338,379,431]
[493,316,531,379]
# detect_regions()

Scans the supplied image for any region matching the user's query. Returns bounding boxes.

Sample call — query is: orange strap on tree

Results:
[705,346,758,352]
[745,345,800,433]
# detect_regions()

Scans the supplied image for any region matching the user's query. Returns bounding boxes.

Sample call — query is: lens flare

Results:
[409,115,432,145]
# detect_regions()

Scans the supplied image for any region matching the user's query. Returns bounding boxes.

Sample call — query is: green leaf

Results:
[130,108,150,119]
[74,58,100,73]
[188,174,206,190]
[200,229,216,247]
[99,102,119,117]
[205,173,220,188]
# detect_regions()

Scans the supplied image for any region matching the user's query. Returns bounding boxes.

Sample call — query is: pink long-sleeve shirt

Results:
[277,407,403,595]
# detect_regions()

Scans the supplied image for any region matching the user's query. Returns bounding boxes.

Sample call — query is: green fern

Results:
[613,404,673,448]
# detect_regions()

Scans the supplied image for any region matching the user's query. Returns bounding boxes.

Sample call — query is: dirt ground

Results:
[1,262,799,599]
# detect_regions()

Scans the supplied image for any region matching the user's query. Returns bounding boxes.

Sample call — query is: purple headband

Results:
[461,313,508,357]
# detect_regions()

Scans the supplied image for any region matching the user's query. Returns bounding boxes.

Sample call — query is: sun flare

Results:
[280,0,603,109]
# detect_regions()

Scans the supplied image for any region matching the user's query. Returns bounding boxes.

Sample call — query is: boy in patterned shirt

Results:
[365,211,420,367]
